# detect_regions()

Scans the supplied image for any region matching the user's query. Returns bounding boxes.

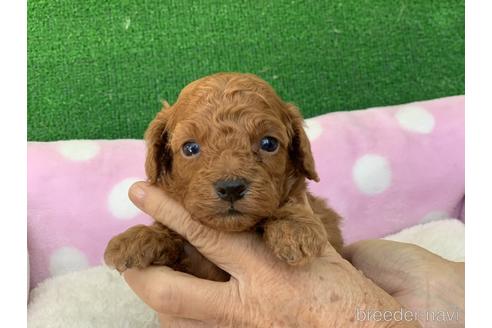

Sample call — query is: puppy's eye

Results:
[182,141,201,157]
[259,136,279,152]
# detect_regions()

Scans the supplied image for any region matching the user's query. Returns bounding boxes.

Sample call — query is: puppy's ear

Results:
[286,104,319,182]
[144,105,173,184]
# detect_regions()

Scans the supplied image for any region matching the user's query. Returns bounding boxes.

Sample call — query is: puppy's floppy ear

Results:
[286,103,320,182]
[144,104,173,184]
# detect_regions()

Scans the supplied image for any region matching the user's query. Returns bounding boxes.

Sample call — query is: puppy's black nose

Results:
[214,179,249,202]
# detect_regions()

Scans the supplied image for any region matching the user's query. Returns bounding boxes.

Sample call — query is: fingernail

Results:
[130,182,146,202]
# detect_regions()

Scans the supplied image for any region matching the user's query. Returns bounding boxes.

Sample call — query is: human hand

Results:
[344,240,464,328]
[123,182,420,327]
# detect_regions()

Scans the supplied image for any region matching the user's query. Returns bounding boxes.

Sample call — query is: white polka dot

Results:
[50,246,89,277]
[57,140,100,161]
[304,119,323,141]
[395,106,435,134]
[352,154,392,195]
[421,211,449,223]
[108,177,142,220]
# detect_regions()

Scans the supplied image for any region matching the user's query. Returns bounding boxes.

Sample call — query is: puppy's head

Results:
[145,73,318,231]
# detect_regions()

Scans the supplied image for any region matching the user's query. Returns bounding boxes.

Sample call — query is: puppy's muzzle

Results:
[214,179,249,203]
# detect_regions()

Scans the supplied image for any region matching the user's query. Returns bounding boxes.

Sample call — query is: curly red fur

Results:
[105,73,343,279]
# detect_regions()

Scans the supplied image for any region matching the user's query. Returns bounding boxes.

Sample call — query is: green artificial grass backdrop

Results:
[28,0,464,141]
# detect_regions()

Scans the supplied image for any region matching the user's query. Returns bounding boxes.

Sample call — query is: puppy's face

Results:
[145,73,318,231]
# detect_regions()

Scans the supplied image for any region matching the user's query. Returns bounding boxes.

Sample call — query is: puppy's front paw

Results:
[263,219,327,266]
[104,224,183,272]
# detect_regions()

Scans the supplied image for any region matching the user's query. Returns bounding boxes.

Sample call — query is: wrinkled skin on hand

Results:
[345,240,464,328]
[123,182,422,328]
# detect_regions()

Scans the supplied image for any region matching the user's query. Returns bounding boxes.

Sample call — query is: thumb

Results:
[123,266,233,322]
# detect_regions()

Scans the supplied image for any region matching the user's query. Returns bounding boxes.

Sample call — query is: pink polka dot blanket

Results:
[27,95,464,289]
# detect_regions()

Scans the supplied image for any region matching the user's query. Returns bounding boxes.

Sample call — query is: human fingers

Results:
[343,240,430,294]
[158,314,213,328]
[123,266,233,322]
